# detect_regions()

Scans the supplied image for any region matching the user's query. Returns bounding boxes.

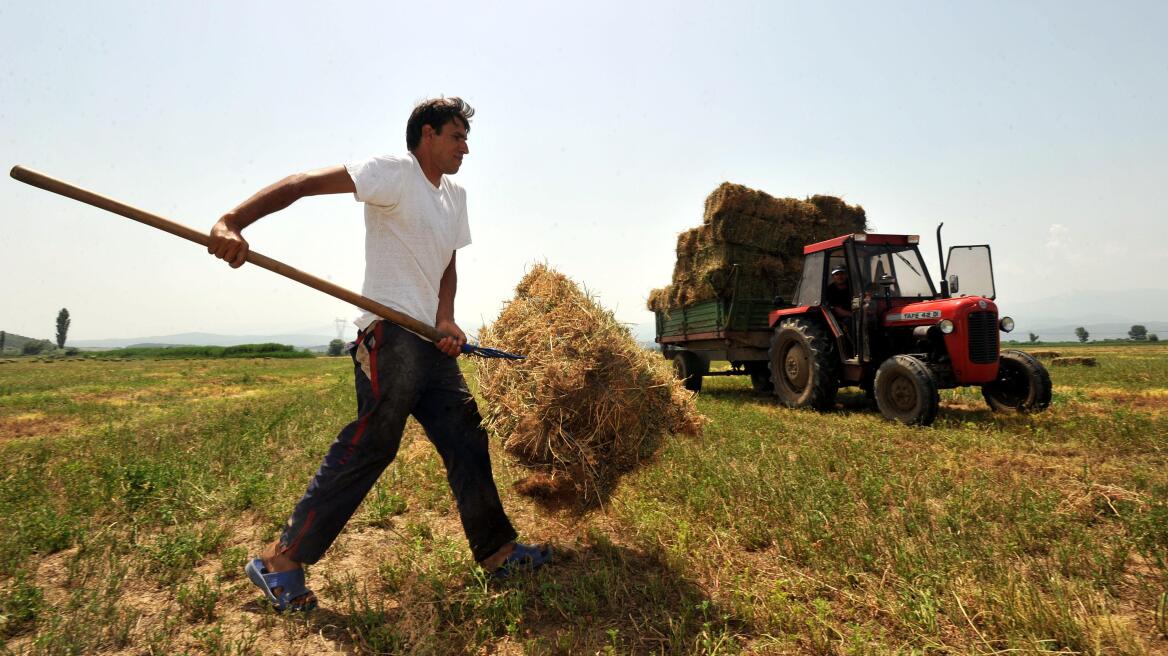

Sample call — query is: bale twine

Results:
[477,264,705,507]
[648,182,867,312]
[1051,356,1098,367]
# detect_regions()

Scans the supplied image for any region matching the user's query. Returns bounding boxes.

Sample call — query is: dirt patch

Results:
[69,389,150,406]
[968,450,1075,479]
[180,381,281,401]
[0,412,80,440]
[1121,394,1168,413]
[1087,387,1168,415]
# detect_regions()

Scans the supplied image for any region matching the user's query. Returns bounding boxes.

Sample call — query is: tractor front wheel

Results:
[873,355,939,426]
[672,350,707,393]
[982,349,1052,412]
[769,318,839,410]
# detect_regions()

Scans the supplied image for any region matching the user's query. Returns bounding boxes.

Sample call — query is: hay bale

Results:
[1029,350,1061,359]
[1051,356,1097,367]
[477,264,705,507]
[649,183,867,312]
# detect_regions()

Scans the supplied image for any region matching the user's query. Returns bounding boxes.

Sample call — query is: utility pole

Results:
[334,318,347,341]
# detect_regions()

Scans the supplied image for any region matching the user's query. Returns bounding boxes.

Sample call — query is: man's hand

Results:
[435,319,466,358]
[208,216,249,269]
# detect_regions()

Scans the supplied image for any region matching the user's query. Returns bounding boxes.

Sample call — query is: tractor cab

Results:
[766,229,1049,425]
[776,233,944,374]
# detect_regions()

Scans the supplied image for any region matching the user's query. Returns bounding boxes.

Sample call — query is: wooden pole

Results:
[10,165,445,343]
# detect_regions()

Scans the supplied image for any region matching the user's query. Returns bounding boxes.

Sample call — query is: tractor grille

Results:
[967,311,998,364]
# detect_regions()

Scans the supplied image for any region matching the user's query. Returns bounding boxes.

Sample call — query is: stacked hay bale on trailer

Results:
[649,183,867,392]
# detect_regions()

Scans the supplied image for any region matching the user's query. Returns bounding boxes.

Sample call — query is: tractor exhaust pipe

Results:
[936,222,950,298]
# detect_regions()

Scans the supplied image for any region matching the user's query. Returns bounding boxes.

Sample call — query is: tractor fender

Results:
[769,305,840,337]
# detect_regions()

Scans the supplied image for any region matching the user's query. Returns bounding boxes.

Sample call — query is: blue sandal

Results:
[492,543,552,579]
[245,558,317,613]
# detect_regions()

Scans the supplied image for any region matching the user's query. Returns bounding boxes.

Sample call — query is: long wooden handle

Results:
[9,165,444,343]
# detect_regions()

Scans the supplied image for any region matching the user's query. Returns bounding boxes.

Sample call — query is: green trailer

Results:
[655,291,779,393]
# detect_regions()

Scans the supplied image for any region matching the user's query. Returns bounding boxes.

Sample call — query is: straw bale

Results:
[649,182,867,312]
[647,287,675,313]
[478,264,705,507]
[676,227,703,257]
[1051,356,1098,367]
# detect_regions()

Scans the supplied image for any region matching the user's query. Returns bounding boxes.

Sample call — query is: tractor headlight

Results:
[999,316,1015,332]
[938,319,955,334]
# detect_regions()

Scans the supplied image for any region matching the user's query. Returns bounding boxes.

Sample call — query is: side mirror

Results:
[948,274,960,295]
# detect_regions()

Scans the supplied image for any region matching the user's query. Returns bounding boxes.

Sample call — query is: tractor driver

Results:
[825,266,853,321]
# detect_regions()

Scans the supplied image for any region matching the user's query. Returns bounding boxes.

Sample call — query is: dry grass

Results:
[476,264,704,508]
[1,344,1166,653]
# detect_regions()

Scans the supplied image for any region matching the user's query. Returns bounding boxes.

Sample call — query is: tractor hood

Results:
[881,296,997,328]
[881,295,1003,384]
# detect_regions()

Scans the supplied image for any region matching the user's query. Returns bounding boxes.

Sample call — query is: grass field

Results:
[0,344,1165,654]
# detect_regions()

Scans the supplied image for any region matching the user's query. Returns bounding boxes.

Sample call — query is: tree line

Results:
[1026,325,1160,344]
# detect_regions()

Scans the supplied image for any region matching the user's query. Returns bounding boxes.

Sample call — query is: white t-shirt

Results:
[345,153,472,331]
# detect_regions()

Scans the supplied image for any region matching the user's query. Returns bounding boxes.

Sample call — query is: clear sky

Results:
[2,1,1165,342]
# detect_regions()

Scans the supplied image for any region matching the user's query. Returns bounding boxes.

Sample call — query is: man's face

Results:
[422,118,470,175]
[831,271,848,287]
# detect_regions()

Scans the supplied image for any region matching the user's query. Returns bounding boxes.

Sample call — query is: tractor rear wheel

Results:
[672,351,707,393]
[873,355,939,426]
[769,318,839,410]
[982,349,1052,412]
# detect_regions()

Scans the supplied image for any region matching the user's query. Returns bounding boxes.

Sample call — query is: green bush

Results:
[102,343,313,359]
[21,340,48,355]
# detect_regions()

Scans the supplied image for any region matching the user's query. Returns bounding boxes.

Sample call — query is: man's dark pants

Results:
[277,321,517,564]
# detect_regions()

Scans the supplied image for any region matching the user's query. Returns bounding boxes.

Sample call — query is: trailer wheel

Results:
[672,351,707,392]
[873,355,939,426]
[982,349,1052,413]
[769,318,839,410]
[745,362,773,394]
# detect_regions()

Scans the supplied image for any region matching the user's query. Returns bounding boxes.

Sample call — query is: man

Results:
[208,97,549,613]
[825,266,852,321]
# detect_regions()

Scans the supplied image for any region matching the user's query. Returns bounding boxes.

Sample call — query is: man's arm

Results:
[209,166,355,268]
[434,252,467,357]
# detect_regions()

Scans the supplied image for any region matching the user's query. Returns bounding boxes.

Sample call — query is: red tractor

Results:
[767,225,1051,425]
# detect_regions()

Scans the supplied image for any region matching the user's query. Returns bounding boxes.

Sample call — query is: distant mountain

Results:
[70,332,335,349]
[998,288,1168,340]
[0,330,49,355]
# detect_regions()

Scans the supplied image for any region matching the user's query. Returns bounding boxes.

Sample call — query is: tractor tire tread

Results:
[769,317,840,410]
[873,354,940,426]
[982,349,1052,412]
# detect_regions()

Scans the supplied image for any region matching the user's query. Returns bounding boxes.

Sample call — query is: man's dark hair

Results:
[406,97,474,152]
